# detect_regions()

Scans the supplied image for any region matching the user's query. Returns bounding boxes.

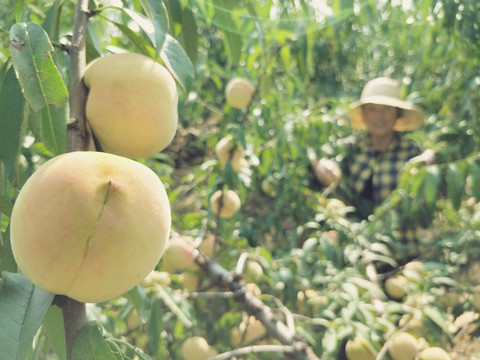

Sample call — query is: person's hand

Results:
[313,158,342,186]
[409,149,436,165]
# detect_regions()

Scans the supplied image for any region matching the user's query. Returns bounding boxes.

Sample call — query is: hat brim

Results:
[347,96,425,131]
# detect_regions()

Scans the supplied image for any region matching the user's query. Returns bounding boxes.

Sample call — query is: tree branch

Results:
[195,253,321,360]
[52,295,87,360]
[66,0,91,153]
[211,344,296,360]
[56,1,90,359]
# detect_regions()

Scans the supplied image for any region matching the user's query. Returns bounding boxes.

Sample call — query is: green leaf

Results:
[181,7,198,65]
[0,227,16,273]
[85,22,102,63]
[124,284,149,323]
[43,305,67,360]
[112,22,153,56]
[9,22,69,112]
[0,271,55,360]
[446,163,466,210]
[160,34,194,92]
[212,0,242,65]
[72,321,118,360]
[468,161,480,200]
[146,297,164,357]
[40,102,67,155]
[15,0,27,22]
[42,0,64,42]
[0,66,24,177]
[422,165,440,205]
[422,306,453,341]
[143,0,169,58]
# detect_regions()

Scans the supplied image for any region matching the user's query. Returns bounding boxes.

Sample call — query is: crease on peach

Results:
[65,179,113,294]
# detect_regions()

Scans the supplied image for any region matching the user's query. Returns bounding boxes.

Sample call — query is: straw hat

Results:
[348,77,424,131]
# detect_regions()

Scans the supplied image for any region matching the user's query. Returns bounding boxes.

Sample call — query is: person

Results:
[312,77,434,263]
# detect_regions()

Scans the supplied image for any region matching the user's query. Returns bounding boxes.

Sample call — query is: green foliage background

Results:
[0,0,480,359]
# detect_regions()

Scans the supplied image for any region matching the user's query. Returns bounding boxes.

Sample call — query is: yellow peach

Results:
[198,234,216,258]
[345,336,377,360]
[243,260,263,283]
[215,135,248,173]
[182,336,210,360]
[225,77,255,109]
[159,236,196,273]
[388,332,418,360]
[231,315,267,346]
[210,189,241,219]
[10,151,171,303]
[84,53,178,159]
[418,347,451,360]
[385,275,409,300]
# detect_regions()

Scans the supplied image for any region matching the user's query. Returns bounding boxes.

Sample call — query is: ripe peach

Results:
[243,260,263,283]
[403,261,426,282]
[261,177,277,197]
[245,282,261,297]
[345,336,377,360]
[225,77,255,109]
[388,332,418,360]
[418,347,451,360]
[198,234,216,258]
[84,53,178,159]
[385,275,409,300]
[10,151,171,303]
[179,271,199,292]
[182,336,210,360]
[215,135,248,173]
[210,189,241,219]
[159,236,196,273]
[231,315,267,346]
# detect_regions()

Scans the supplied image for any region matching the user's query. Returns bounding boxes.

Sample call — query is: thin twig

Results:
[209,344,296,360]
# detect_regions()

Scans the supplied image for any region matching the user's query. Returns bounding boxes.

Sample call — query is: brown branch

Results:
[195,253,321,360]
[66,0,91,153]
[52,296,87,359]
[55,1,90,359]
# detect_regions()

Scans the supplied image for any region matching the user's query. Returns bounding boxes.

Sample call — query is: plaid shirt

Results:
[341,133,421,208]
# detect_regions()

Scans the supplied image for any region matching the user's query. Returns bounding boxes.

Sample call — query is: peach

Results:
[418,347,451,360]
[182,336,211,360]
[215,135,248,173]
[84,53,178,159]
[345,336,377,360]
[10,151,171,303]
[403,261,426,282]
[210,189,241,219]
[231,315,267,346]
[385,275,409,300]
[225,77,255,109]
[388,332,418,360]
[243,260,263,283]
[159,236,196,273]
